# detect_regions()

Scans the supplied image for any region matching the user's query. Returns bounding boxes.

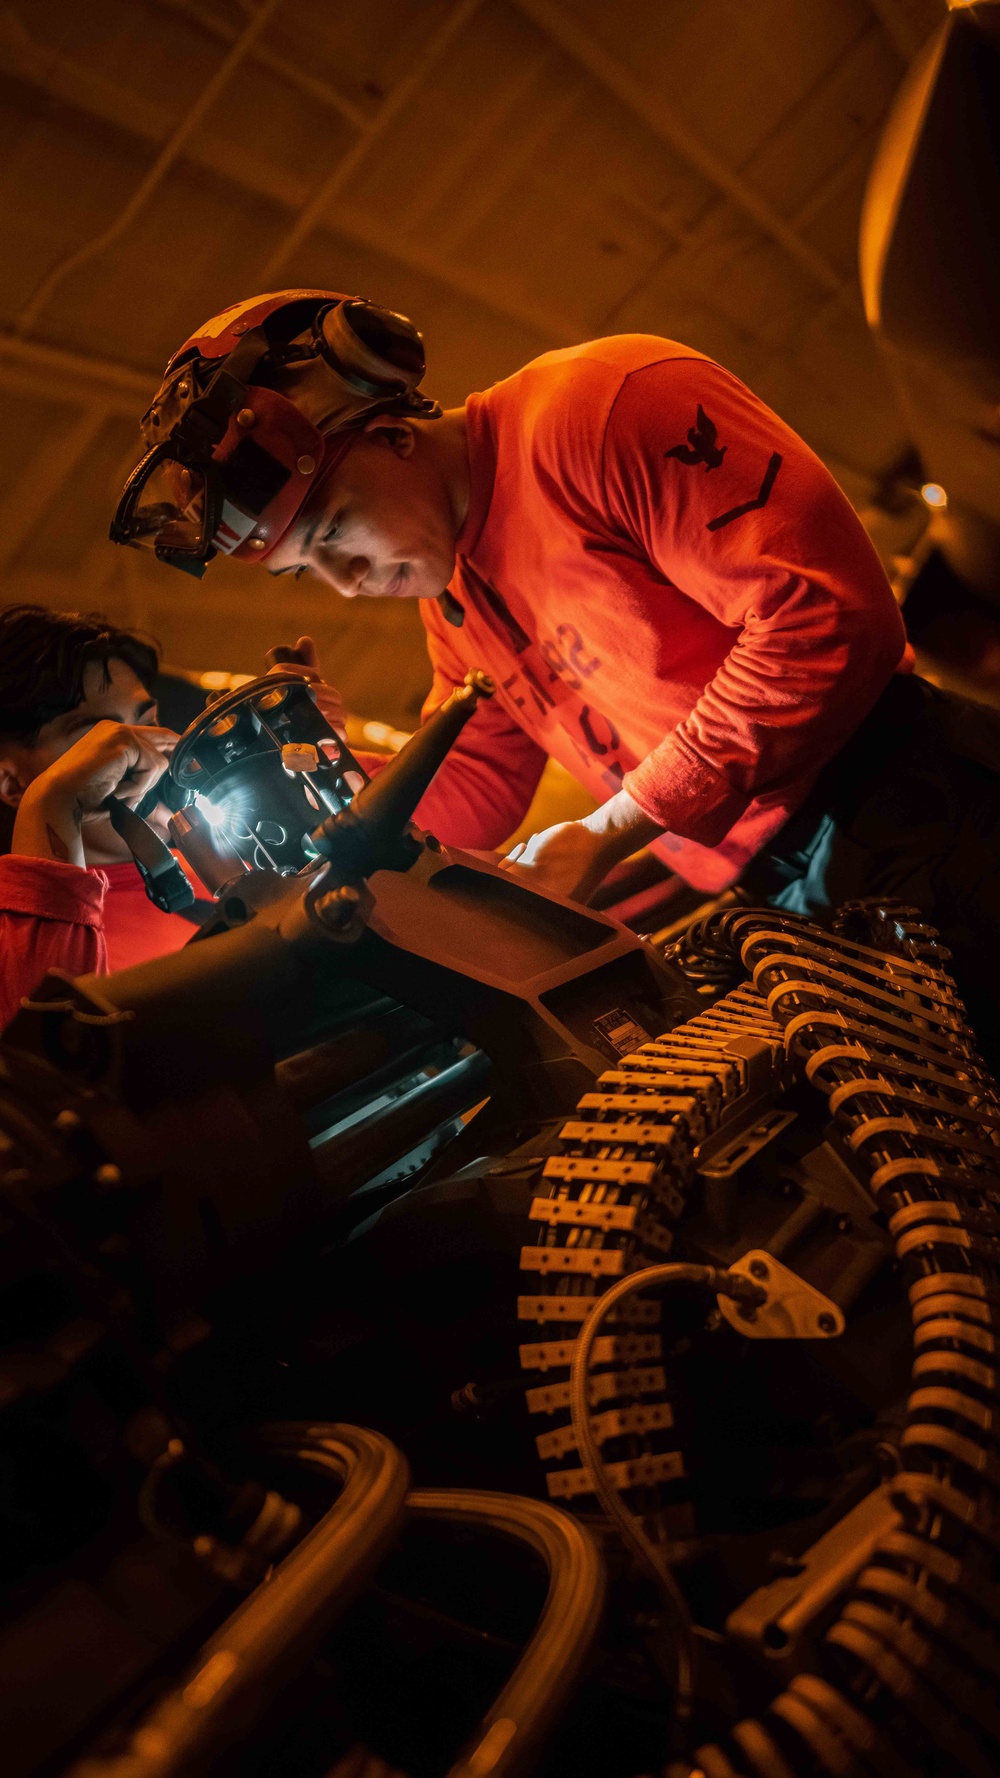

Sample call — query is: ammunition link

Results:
[519,984,785,1512]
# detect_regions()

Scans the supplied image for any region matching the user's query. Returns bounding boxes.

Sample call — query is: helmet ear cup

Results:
[317,299,426,397]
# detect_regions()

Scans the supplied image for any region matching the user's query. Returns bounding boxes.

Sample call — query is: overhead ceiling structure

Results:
[0,0,941,726]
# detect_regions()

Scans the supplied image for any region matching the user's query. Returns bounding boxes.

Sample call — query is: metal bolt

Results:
[451,1381,484,1416]
[314,885,362,932]
[248,538,266,551]
[748,1258,769,1281]
[177,382,190,397]
[817,1312,837,1334]
[237,407,256,428]
[296,453,316,475]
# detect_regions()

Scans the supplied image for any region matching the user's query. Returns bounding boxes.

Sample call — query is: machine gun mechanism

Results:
[1,665,999,1778]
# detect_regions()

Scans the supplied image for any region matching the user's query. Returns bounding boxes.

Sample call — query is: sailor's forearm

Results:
[580,788,664,868]
[12,783,86,868]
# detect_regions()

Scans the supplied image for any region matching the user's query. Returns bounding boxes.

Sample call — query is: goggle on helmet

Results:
[109,290,439,578]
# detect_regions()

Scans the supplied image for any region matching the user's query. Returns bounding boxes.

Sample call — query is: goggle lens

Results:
[128,456,209,554]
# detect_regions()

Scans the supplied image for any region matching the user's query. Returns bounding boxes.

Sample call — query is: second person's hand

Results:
[265,634,347,740]
[13,721,178,867]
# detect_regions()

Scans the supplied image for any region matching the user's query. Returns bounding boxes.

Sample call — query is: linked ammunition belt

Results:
[706,907,1000,1778]
[518,899,1000,1775]
[518,983,788,1510]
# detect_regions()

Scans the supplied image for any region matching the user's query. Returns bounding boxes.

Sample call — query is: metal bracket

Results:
[697,1106,797,1180]
[717,1249,845,1339]
[726,1485,899,1667]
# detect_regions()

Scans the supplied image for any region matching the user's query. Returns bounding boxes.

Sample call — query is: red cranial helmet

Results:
[110,290,438,577]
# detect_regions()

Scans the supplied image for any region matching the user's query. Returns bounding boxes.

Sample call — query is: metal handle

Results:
[102,793,194,914]
[310,670,495,880]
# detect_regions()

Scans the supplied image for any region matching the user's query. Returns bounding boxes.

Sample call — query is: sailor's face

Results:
[4,659,171,863]
[267,427,456,603]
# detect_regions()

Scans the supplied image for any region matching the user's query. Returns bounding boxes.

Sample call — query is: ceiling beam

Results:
[1,6,570,362]
[400,45,555,236]
[256,0,482,285]
[156,0,373,130]
[0,0,884,508]
[14,0,283,336]
[0,333,153,408]
[437,69,584,257]
[788,131,878,234]
[866,0,922,61]
[511,0,859,309]
[338,198,578,340]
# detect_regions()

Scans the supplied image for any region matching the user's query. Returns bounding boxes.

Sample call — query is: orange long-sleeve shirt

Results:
[0,755,392,1031]
[415,337,908,890]
[0,855,201,1031]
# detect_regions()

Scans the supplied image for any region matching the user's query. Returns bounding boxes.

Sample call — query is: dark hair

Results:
[0,605,160,743]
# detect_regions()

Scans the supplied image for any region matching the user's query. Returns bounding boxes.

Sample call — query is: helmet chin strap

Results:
[101,794,195,915]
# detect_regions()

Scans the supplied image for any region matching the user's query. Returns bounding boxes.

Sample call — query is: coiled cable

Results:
[408,1489,605,1778]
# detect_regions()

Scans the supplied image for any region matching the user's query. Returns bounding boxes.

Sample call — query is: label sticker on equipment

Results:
[593,1008,650,1056]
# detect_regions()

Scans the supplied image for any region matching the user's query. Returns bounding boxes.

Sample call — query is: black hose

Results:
[66,1425,410,1778]
[232,1465,606,1778]
[67,1430,605,1778]
[407,1488,605,1778]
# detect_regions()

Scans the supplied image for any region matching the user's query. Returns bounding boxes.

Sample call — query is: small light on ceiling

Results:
[920,482,948,510]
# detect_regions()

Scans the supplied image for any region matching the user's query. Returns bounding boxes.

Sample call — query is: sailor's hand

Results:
[501,820,613,904]
[14,721,177,866]
[265,634,347,740]
[501,790,664,905]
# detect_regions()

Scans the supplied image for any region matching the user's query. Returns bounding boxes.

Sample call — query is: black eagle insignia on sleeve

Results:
[664,404,727,471]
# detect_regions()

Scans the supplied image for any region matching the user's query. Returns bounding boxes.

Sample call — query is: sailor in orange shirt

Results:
[110,290,1000,1045]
